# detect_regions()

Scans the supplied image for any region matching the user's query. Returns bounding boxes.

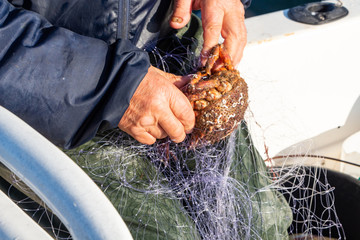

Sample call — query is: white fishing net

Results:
[0,29,353,240]
[0,122,349,239]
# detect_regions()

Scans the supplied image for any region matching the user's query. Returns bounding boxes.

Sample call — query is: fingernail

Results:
[171,16,183,23]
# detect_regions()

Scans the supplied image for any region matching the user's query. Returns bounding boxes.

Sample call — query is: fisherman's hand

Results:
[170,0,247,66]
[118,66,195,145]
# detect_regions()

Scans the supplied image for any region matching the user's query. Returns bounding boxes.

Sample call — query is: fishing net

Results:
[0,13,349,240]
[0,121,348,239]
[64,122,293,240]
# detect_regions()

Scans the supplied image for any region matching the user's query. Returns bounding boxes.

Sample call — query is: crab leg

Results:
[189,71,204,86]
[219,44,234,70]
[204,44,234,74]
[205,44,221,75]
[193,79,220,91]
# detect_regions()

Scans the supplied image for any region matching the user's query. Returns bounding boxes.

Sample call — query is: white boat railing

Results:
[0,106,133,240]
[0,189,53,239]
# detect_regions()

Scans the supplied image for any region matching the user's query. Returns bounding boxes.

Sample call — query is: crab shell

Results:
[189,69,248,146]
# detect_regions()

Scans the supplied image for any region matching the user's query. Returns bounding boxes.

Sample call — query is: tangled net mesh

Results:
[0,37,347,239]
[0,123,346,239]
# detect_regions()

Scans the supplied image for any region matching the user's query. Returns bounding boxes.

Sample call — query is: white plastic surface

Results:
[240,0,360,162]
[0,106,133,240]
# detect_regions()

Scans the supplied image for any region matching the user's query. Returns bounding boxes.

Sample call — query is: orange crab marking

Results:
[183,44,248,147]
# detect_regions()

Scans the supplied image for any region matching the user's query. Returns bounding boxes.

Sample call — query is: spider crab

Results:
[183,44,248,147]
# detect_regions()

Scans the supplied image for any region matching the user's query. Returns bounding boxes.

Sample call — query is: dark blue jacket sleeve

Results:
[0,0,150,149]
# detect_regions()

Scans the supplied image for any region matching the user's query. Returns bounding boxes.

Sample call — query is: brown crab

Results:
[183,44,248,147]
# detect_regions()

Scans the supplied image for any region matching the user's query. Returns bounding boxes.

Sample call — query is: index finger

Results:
[201,0,224,63]
[221,1,247,65]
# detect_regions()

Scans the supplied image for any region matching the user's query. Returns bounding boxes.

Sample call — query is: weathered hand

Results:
[170,0,247,66]
[118,66,195,145]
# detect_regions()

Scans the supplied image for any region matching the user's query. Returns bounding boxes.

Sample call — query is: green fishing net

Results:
[66,122,292,239]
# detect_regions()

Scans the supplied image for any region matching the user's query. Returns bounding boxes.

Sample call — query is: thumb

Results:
[166,73,192,89]
[153,67,191,89]
[170,0,193,29]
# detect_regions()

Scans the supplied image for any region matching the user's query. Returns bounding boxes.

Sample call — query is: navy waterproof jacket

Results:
[0,0,251,149]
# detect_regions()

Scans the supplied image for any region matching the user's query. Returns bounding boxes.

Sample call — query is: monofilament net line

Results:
[0,36,346,239]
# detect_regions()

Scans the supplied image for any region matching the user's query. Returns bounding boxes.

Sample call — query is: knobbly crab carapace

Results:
[183,44,248,147]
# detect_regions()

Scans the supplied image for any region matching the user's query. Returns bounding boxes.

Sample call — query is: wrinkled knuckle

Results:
[129,126,142,136]
[204,23,222,35]
[174,0,186,12]
[139,115,157,128]
[179,106,194,119]
[225,30,240,41]
[152,101,165,114]
[225,30,247,48]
